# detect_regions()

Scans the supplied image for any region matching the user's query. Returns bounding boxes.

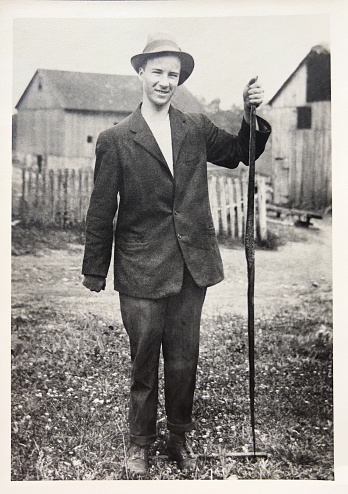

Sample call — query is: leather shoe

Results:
[126,443,149,476]
[167,434,198,472]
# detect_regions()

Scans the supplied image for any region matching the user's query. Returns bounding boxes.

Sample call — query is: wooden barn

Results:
[14,68,204,170]
[268,45,331,211]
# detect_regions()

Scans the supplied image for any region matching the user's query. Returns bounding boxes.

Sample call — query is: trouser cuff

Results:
[130,433,157,447]
[167,420,195,434]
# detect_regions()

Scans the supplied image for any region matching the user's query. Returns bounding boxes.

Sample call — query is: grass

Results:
[12,216,316,257]
[11,290,333,480]
[11,223,85,256]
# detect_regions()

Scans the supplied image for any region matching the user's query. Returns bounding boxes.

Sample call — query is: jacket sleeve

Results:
[200,113,271,169]
[82,130,120,278]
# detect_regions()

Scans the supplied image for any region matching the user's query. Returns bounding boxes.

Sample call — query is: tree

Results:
[199,97,244,134]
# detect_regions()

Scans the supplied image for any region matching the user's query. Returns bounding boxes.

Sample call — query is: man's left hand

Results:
[243,77,264,109]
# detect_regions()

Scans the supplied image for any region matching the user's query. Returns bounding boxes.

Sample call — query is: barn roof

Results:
[268,45,331,106]
[15,68,204,113]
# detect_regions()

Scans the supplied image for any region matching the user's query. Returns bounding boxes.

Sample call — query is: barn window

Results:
[297,106,312,129]
[87,135,93,143]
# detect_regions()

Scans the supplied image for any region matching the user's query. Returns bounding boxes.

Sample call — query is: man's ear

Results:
[138,67,144,82]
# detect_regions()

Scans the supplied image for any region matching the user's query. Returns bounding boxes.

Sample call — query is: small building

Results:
[14,68,204,170]
[268,45,331,211]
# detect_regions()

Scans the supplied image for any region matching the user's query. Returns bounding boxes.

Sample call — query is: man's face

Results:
[139,55,181,108]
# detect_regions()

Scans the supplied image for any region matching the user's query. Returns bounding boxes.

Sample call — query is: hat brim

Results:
[131,51,194,85]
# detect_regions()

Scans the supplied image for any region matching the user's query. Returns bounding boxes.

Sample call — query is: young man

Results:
[82,34,271,475]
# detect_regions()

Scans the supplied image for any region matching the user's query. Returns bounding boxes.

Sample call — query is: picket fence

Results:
[15,167,268,240]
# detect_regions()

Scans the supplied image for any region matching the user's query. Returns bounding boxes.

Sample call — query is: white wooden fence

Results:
[209,173,268,241]
[13,165,268,240]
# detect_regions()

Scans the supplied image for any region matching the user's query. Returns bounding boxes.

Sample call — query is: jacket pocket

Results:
[117,239,148,251]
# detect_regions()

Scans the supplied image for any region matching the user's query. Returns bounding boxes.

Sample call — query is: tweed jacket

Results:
[82,104,271,299]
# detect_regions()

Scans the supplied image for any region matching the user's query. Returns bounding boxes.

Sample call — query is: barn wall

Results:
[291,101,331,209]
[312,101,331,130]
[46,156,94,170]
[16,72,61,110]
[270,101,331,209]
[269,107,296,205]
[15,109,65,156]
[15,108,130,160]
[62,110,129,158]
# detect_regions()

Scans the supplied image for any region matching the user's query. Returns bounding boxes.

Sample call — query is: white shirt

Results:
[142,113,174,176]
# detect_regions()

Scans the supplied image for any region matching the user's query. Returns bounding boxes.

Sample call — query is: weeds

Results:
[11,295,333,480]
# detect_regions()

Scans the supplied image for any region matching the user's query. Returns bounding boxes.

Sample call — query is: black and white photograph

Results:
[4,0,348,489]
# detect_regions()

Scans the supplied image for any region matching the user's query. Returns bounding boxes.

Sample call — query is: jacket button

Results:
[177,234,182,239]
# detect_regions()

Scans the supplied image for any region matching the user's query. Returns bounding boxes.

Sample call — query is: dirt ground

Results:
[11,217,332,325]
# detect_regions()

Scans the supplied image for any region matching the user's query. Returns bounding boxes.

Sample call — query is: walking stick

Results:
[201,104,268,461]
[214,100,267,460]
[243,102,268,459]
[245,103,257,456]
[191,105,268,461]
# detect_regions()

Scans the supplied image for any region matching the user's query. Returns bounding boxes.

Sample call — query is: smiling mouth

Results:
[155,90,169,95]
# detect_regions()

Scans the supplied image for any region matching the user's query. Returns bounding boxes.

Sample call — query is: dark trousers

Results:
[119,266,206,446]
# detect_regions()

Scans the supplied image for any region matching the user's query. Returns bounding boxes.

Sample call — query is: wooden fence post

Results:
[70,169,76,225]
[82,169,92,223]
[209,175,219,236]
[218,176,228,235]
[234,179,243,239]
[257,176,268,241]
[19,168,27,222]
[41,171,47,225]
[63,168,69,227]
[57,169,63,227]
[48,169,55,225]
[77,169,83,223]
[27,169,33,221]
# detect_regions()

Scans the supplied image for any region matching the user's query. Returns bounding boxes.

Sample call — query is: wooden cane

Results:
[245,103,257,456]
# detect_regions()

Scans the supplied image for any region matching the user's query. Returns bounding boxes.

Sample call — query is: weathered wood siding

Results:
[62,110,128,158]
[270,107,296,205]
[46,156,94,170]
[15,108,129,160]
[15,109,65,156]
[271,63,307,108]
[289,117,331,209]
[16,72,60,110]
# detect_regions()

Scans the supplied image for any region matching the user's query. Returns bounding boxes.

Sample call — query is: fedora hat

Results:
[131,33,194,85]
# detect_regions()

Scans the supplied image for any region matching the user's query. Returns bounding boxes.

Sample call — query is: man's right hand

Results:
[82,275,106,292]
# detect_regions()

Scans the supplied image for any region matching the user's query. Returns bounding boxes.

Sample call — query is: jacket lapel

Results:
[129,104,189,174]
[169,106,189,167]
[130,105,167,167]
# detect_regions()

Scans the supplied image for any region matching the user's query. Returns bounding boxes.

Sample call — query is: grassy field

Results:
[11,224,333,480]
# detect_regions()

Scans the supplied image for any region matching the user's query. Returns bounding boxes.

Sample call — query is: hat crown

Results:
[143,33,182,54]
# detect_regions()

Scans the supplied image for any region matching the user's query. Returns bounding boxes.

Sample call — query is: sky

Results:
[12,13,330,111]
